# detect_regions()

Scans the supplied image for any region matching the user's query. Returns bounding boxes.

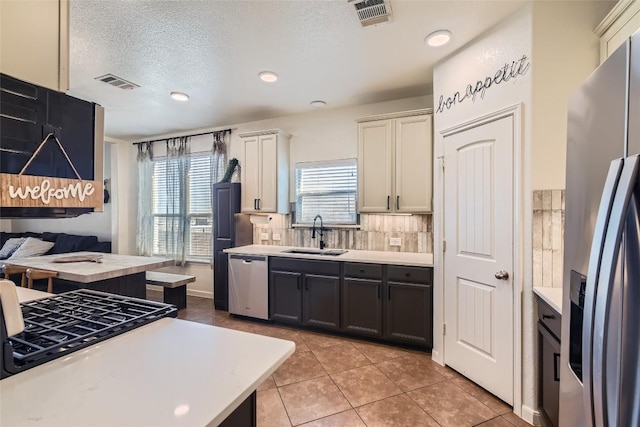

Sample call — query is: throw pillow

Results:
[9,238,55,259]
[0,238,26,259]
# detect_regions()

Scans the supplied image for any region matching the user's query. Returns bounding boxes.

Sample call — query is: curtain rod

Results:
[132,128,233,145]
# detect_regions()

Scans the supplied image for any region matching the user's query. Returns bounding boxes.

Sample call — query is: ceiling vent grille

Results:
[350,0,392,27]
[95,74,139,90]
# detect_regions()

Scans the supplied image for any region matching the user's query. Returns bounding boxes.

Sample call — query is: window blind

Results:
[295,160,357,225]
[151,154,213,261]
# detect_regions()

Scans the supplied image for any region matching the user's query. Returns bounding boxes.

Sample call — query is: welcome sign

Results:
[0,173,103,209]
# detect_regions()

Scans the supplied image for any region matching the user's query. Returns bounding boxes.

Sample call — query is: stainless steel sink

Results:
[282,249,348,256]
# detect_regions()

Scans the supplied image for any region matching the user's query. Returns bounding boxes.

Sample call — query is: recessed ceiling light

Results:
[258,71,278,83]
[170,92,189,101]
[310,100,326,108]
[425,30,452,47]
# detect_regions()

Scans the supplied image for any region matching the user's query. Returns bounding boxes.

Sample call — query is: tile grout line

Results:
[275,386,294,427]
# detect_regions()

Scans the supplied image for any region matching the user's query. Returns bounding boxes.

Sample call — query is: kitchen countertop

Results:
[4,252,173,283]
[1,318,295,427]
[224,245,433,267]
[533,286,563,315]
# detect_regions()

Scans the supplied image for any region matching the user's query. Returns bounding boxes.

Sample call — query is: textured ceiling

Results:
[68,0,526,140]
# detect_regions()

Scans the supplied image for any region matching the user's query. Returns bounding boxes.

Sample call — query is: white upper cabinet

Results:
[0,0,69,92]
[239,129,290,214]
[357,109,433,213]
[595,0,640,62]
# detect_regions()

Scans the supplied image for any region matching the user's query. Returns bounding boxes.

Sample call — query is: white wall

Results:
[432,4,533,418]
[119,95,432,298]
[11,142,114,241]
[432,1,610,423]
[531,1,612,190]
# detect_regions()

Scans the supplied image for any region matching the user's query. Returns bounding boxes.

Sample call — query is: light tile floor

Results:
[151,292,533,427]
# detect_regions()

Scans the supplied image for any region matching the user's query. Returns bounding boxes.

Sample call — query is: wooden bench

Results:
[146,271,195,309]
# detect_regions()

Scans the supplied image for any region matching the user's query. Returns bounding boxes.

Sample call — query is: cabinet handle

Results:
[553,352,560,382]
[387,195,390,210]
[396,195,400,210]
[257,198,261,210]
[542,314,556,320]
[388,286,391,300]
[377,284,381,299]
[305,281,308,291]
[254,199,257,210]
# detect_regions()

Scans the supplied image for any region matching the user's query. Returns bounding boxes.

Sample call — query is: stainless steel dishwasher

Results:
[228,254,269,320]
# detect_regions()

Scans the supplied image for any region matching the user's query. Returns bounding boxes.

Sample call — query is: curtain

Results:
[136,142,154,256]
[162,137,189,265]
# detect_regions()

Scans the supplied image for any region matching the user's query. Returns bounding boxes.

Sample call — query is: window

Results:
[295,159,357,225]
[151,154,213,261]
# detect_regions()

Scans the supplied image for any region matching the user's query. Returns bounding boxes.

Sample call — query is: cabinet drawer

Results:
[344,262,382,280]
[388,266,432,284]
[270,257,340,276]
[538,299,561,341]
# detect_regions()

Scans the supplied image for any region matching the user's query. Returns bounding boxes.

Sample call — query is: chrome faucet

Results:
[312,215,326,250]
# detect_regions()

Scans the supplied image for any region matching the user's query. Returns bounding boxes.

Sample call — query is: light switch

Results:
[272,233,281,241]
[390,237,402,247]
[260,232,269,241]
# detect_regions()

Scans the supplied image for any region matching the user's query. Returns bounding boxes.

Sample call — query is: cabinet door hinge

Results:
[442,240,447,252]
[443,323,447,336]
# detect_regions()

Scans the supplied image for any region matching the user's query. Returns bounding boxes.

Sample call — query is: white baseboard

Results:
[187,289,213,299]
[145,284,213,300]
[431,349,444,365]
[521,405,541,426]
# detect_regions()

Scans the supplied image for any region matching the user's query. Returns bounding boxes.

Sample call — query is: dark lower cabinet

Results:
[268,258,433,348]
[270,270,302,324]
[270,257,341,332]
[537,298,561,427]
[342,278,383,337]
[385,281,432,346]
[302,274,341,330]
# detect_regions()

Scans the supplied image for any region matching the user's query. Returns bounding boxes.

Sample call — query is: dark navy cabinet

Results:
[269,257,433,348]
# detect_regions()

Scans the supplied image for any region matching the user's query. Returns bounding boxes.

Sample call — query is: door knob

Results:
[495,270,509,280]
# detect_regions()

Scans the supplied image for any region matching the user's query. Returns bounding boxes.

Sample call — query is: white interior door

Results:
[443,116,514,404]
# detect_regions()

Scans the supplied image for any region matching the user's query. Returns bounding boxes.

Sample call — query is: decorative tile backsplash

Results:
[253,214,433,253]
[533,190,565,288]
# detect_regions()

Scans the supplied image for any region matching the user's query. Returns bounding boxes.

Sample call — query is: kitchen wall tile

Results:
[252,214,433,253]
[533,190,565,288]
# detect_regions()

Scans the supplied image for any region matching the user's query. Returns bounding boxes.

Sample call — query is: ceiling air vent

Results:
[95,74,140,90]
[349,0,392,27]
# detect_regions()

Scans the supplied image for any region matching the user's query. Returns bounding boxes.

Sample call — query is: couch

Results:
[0,232,111,256]
[1,232,111,293]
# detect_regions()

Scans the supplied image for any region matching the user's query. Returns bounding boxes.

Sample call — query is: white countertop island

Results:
[1,318,295,427]
[5,252,173,283]
[225,244,433,267]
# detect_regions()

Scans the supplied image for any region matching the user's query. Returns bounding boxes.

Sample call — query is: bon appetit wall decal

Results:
[435,54,530,113]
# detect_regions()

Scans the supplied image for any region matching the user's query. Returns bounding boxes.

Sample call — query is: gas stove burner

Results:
[41,332,69,342]
[2,289,177,378]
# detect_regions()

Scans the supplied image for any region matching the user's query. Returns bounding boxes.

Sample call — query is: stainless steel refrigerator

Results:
[560,30,640,426]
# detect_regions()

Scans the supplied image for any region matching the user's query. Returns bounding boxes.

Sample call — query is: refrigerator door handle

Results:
[592,155,639,427]
[582,159,625,427]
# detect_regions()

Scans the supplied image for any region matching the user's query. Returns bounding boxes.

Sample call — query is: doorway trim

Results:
[432,103,523,417]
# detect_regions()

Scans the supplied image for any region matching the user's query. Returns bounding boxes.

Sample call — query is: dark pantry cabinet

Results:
[213,182,252,310]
